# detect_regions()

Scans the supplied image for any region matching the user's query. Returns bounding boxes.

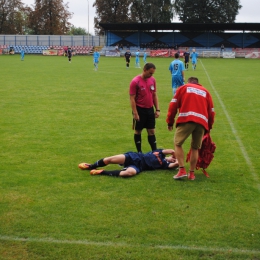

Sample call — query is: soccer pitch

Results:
[0,55,259,259]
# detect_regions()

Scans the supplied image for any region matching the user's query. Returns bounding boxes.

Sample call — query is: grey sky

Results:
[22,0,259,34]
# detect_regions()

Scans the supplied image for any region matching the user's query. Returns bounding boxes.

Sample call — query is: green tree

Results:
[93,0,131,35]
[67,26,89,35]
[94,0,173,34]
[173,0,242,24]
[28,0,73,35]
[130,0,173,23]
[0,0,29,34]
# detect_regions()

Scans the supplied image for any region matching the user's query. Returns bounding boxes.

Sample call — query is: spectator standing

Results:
[130,63,160,153]
[166,77,215,180]
[63,46,68,56]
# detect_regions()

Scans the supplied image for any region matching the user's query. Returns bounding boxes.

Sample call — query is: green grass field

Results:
[0,54,259,260]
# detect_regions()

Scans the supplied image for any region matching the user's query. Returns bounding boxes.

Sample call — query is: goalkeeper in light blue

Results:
[93,49,100,71]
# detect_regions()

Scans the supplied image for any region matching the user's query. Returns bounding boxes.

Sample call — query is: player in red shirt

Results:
[130,63,160,153]
[166,77,215,180]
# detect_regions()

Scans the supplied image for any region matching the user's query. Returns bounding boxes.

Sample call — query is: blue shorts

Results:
[172,76,184,94]
[124,152,143,174]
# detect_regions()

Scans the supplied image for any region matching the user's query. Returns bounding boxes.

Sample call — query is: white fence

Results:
[0,35,105,47]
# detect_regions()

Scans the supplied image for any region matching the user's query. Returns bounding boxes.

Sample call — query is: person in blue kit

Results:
[143,51,147,65]
[135,49,141,68]
[20,48,25,61]
[169,52,185,95]
[190,48,199,70]
[93,48,100,71]
[78,149,179,177]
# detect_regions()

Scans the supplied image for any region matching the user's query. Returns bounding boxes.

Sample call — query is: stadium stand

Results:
[0,45,93,55]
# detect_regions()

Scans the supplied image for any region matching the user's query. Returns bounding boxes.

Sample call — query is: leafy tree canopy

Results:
[28,0,73,35]
[67,26,90,35]
[173,0,242,24]
[0,0,30,34]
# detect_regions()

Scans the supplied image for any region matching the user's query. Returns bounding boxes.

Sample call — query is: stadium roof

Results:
[99,22,260,32]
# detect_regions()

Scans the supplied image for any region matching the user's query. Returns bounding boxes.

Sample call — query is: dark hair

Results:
[144,63,156,70]
[174,52,179,59]
[188,77,199,84]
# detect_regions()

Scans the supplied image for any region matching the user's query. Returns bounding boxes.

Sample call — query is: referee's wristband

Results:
[156,109,160,112]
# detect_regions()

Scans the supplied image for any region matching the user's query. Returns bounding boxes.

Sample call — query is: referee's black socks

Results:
[148,135,157,151]
[134,134,142,153]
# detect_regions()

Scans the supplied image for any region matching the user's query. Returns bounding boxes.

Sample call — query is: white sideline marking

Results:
[200,60,259,191]
[0,235,259,255]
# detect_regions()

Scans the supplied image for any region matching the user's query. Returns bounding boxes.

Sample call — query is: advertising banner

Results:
[245,52,260,59]
[43,50,58,56]
[223,52,236,58]
[169,50,184,57]
[150,50,169,57]
[57,50,64,56]
[105,50,120,57]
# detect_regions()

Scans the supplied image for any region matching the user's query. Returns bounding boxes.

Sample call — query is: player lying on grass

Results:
[78,149,179,177]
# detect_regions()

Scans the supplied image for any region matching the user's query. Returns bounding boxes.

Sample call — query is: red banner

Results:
[43,49,58,55]
[150,50,170,57]
[169,50,184,57]
[150,50,184,57]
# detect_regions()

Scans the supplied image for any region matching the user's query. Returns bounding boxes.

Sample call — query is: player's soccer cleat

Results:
[90,169,104,175]
[78,163,91,170]
[188,172,195,180]
[173,169,187,179]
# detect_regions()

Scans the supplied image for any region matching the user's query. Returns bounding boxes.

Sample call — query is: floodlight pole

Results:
[87,0,90,47]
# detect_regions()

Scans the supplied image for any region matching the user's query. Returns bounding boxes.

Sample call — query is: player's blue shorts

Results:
[123,152,144,174]
[172,75,184,94]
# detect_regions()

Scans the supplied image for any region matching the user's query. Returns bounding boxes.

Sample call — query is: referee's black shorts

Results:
[135,106,155,130]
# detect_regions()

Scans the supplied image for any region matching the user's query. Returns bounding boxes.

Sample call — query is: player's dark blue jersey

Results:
[125,51,131,59]
[143,149,170,170]
[123,150,170,173]
[184,51,190,62]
